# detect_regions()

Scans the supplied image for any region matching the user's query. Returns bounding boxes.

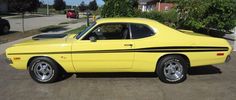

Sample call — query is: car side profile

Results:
[5,18,232,83]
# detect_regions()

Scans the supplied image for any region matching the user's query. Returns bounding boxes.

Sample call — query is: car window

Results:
[83,23,130,40]
[76,22,96,39]
[131,24,154,39]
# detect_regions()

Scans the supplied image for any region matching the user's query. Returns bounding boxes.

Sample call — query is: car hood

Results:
[13,33,77,46]
[14,38,66,46]
[6,36,72,54]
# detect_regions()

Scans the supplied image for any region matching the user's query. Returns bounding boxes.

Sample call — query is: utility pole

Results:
[47,0,49,16]
[86,10,89,26]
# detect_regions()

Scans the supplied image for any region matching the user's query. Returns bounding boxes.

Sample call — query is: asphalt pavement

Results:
[0,52,236,100]
[7,15,76,32]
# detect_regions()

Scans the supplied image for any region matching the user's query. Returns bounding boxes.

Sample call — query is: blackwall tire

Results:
[157,55,188,83]
[29,57,61,83]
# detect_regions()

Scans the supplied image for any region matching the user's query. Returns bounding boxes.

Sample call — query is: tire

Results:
[1,25,9,34]
[28,57,61,83]
[157,55,188,83]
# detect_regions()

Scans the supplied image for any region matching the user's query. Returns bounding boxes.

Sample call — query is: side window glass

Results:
[131,24,154,39]
[83,23,130,40]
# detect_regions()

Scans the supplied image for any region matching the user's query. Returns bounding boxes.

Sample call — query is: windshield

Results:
[76,22,96,39]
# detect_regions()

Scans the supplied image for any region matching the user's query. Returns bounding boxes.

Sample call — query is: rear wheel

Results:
[29,57,61,83]
[157,55,188,83]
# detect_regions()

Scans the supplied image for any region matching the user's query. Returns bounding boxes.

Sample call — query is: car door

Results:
[72,23,134,72]
[129,23,159,72]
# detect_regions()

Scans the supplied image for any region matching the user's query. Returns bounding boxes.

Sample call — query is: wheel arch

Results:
[27,56,67,73]
[156,53,191,70]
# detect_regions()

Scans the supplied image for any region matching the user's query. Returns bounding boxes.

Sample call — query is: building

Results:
[139,0,157,12]
[0,0,8,14]
[138,0,174,12]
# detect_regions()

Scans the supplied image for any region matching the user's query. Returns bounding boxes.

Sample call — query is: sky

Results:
[40,0,104,6]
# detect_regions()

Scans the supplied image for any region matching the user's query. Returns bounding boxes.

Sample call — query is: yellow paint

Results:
[6,18,232,73]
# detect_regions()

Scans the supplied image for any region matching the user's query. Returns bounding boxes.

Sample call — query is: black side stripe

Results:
[136,46,229,50]
[7,46,229,55]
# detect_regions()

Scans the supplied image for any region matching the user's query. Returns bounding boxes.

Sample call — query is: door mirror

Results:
[95,27,101,33]
[89,36,97,42]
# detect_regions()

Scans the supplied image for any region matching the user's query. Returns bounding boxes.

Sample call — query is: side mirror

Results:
[89,36,97,42]
[95,28,101,33]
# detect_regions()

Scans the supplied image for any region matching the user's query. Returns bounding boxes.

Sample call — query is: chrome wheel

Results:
[163,59,183,82]
[33,61,54,82]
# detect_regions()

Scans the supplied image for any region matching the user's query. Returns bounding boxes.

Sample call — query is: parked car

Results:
[66,9,78,19]
[5,18,232,83]
[0,17,10,34]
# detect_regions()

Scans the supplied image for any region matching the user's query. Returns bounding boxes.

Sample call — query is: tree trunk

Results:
[22,13,25,33]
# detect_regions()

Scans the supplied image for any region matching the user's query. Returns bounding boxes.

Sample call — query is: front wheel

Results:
[157,55,188,83]
[29,57,61,83]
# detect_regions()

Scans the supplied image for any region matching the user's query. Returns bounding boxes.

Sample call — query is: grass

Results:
[64,25,87,34]
[0,29,41,44]
[59,18,86,25]
[39,25,66,32]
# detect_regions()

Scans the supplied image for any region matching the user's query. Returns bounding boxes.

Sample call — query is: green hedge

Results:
[135,9,178,28]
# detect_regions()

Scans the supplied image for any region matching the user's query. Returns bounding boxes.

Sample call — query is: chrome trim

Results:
[163,59,184,82]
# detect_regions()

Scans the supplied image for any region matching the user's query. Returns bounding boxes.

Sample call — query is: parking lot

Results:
[0,52,236,100]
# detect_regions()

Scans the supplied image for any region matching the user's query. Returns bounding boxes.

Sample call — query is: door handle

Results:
[124,44,133,46]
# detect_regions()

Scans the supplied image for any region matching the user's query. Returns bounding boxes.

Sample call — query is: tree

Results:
[8,0,40,33]
[88,0,98,11]
[78,1,87,12]
[8,0,40,12]
[53,0,66,11]
[101,0,139,17]
[177,0,236,33]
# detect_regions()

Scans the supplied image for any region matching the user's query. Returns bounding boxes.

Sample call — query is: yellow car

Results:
[5,18,232,83]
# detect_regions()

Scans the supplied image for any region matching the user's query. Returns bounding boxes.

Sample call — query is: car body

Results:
[5,18,232,83]
[66,9,78,19]
[0,17,10,34]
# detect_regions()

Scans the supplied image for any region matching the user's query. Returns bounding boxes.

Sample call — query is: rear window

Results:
[131,24,154,39]
[68,10,75,13]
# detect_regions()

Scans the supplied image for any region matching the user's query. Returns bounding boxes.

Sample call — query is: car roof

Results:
[96,18,159,25]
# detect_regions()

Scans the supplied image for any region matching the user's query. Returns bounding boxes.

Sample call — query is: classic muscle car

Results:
[5,18,232,83]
